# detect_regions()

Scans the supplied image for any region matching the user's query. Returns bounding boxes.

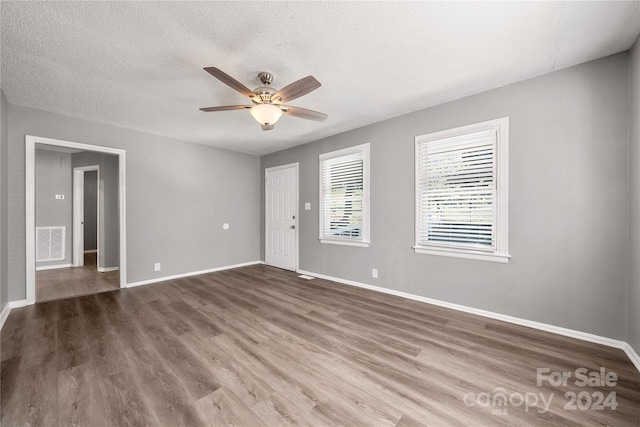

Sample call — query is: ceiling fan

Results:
[200,67,328,131]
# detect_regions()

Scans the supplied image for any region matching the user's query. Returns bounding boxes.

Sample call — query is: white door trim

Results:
[73,165,99,268]
[265,162,299,272]
[26,135,127,305]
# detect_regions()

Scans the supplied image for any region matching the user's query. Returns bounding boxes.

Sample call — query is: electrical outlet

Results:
[372,268,378,279]
[55,194,65,200]
[154,263,161,272]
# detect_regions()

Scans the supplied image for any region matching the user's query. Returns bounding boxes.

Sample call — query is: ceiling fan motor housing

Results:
[253,72,278,104]
[252,87,277,104]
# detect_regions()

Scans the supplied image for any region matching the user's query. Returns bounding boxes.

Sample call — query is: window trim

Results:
[414,117,509,262]
[319,143,370,247]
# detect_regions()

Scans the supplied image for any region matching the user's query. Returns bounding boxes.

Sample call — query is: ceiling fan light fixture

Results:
[201,68,327,129]
[250,103,282,126]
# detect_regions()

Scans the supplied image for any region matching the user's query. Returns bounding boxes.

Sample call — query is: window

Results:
[319,143,370,247]
[415,118,509,262]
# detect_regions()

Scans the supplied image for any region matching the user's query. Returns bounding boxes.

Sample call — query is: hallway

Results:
[36,253,119,302]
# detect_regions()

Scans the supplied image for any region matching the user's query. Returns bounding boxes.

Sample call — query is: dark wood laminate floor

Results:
[3,265,640,426]
[36,253,119,303]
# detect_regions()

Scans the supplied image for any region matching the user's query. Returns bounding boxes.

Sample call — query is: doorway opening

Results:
[73,166,99,268]
[26,136,126,305]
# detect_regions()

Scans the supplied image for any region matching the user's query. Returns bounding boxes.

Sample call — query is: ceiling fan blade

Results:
[199,105,253,112]
[204,67,255,98]
[261,124,275,131]
[271,76,321,104]
[281,105,328,122]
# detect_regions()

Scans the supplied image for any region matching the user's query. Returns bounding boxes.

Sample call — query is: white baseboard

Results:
[0,303,11,330]
[0,299,28,332]
[98,266,119,273]
[9,300,27,309]
[297,269,640,373]
[621,342,640,372]
[36,263,72,271]
[84,249,97,253]
[126,261,262,288]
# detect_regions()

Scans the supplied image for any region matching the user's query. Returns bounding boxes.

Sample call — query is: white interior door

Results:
[72,169,85,267]
[265,164,298,271]
[73,165,99,267]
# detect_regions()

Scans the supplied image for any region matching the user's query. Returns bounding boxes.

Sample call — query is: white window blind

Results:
[319,143,370,246]
[415,117,509,262]
[418,130,496,250]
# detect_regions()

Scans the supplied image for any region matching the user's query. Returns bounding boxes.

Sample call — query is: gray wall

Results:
[83,170,97,252]
[34,148,73,267]
[261,53,630,340]
[629,36,640,354]
[72,151,119,268]
[6,105,260,300]
[1,90,8,314]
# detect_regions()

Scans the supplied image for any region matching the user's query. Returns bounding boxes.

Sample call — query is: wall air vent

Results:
[36,226,66,262]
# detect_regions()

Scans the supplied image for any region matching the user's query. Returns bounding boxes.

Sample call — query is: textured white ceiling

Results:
[1,1,639,155]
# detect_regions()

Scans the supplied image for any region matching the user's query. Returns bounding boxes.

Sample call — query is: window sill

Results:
[321,239,370,248]
[413,246,510,263]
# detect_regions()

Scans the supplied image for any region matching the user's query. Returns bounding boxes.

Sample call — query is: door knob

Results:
[290,225,295,229]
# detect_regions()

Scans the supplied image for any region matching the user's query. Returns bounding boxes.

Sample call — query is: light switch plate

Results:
[55,194,65,200]
[305,202,311,210]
